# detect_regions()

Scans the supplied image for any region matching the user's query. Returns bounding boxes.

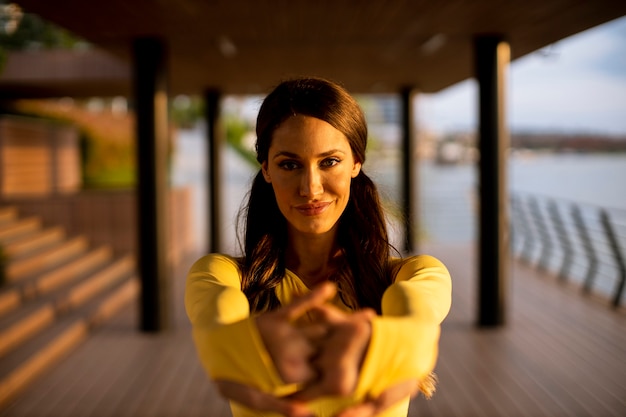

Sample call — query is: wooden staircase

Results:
[0,206,139,409]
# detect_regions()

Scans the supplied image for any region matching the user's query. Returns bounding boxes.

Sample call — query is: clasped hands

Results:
[215,282,419,417]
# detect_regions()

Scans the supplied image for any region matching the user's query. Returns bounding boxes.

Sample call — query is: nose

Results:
[300,167,323,198]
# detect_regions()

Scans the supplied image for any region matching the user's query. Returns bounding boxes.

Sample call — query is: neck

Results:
[286,226,341,288]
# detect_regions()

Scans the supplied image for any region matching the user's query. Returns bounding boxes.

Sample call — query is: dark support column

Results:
[204,89,222,253]
[475,35,510,327]
[133,38,169,332]
[400,88,417,254]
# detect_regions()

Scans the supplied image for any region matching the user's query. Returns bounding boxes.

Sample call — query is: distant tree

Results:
[0,2,85,72]
[171,95,204,129]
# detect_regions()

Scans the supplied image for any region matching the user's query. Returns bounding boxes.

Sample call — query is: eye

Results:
[320,157,341,168]
[278,160,300,171]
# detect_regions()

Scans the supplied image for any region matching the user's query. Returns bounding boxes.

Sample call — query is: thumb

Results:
[283,281,337,322]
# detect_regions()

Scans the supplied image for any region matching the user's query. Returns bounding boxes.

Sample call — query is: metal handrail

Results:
[510,192,626,308]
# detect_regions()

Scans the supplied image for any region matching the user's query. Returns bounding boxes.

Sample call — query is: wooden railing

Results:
[511,192,626,308]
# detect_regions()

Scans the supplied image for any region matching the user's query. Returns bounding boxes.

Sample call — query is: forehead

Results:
[269,115,351,154]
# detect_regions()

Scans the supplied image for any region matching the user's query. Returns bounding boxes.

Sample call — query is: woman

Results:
[185,77,452,417]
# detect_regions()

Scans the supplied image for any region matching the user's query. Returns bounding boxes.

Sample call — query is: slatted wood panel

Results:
[0,116,80,197]
[1,136,50,195]
[1,245,624,417]
[53,131,81,193]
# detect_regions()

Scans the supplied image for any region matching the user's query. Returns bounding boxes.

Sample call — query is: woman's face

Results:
[262,115,361,238]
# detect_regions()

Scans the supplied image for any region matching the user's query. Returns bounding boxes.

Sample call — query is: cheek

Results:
[332,174,353,194]
[325,176,353,210]
[269,174,294,195]
[269,181,293,213]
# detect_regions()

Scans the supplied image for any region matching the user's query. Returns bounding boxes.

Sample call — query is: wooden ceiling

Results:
[7,0,626,96]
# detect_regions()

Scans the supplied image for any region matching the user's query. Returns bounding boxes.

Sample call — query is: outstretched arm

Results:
[185,254,335,415]
[185,253,451,416]
[287,254,451,417]
[185,254,283,391]
[348,254,452,414]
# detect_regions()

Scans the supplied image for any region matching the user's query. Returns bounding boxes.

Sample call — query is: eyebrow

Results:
[272,149,346,160]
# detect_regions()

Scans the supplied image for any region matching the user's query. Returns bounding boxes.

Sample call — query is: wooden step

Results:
[0,305,55,358]
[0,278,139,409]
[23,246,114,300]
[5,236,89,283]
[57,255,135,314]
[0,256,135,358]
[0,207,18,224]
[0,217,41,242]
[0,291,20,320]
[88,278,139,328]
[0,209,140,411]
[0,320,89,410]
[0,246,113,319]
[4,226,66,258]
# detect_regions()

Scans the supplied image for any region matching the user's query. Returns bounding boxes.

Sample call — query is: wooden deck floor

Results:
[1,243,625,417]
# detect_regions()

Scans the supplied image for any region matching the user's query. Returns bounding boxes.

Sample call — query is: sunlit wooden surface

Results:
[1,243,625,417]
[410,243,626,417]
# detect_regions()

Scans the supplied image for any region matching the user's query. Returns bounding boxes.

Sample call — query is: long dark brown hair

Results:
[237,77,398,313]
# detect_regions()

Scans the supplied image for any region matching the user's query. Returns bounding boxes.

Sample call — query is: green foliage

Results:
[4,99,137,189]
[0,3,85,74]
[171,95,204,129]
[79,131,136,189]
[0,5,84,50]
[170,95,258,168]
[225,116,258,168]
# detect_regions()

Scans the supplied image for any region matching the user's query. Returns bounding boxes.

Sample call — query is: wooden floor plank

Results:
[408,243,626,417]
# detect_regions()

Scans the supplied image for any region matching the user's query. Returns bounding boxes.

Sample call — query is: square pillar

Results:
[132,38,170,332]
[475,35,510,327]
[401,87,418,254]
[204,89,222,254]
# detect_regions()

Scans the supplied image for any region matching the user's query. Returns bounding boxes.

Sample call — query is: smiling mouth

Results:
[295,202,331,216]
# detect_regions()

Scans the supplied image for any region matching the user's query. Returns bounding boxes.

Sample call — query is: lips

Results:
[295,202,331,216]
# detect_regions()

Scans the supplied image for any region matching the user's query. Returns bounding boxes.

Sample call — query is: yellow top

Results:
[185,253,452,417]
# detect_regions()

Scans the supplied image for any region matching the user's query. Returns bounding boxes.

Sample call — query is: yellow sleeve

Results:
[184,254,284,393]
[355,254,452,398]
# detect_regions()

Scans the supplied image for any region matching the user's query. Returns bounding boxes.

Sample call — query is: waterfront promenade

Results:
[0,242,624,417]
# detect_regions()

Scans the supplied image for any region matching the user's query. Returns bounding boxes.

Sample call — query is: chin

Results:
[294,222,335,236]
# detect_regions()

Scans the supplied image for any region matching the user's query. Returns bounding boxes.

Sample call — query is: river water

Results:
[419,152,626,244]
[172,129,626,252]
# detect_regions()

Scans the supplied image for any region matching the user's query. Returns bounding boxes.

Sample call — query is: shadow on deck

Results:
[1,243,625,417]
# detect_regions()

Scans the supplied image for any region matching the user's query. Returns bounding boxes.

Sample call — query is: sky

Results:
[419,15,626,136]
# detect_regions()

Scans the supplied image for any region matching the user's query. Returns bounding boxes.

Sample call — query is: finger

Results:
[308,304,376,326]
[292,357,367,399]
[215,380,314,417]
[288,379,330,402]
[291,357,361,401]
[336,380,417,417]
[355,308,377,320]
[273,336,319,383]
[284,281,337,321]
[307,302,347,324]
[299,322,330,341]
[373,381,416,410]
